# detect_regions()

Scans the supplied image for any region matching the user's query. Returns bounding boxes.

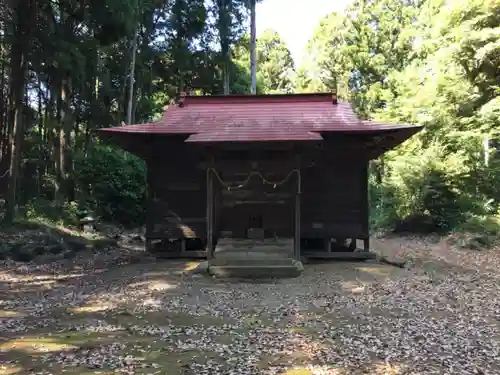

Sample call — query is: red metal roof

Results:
[99,93,421,142]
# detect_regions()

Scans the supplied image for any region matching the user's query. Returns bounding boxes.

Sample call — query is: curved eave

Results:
[97,124,192,135]
[96,121,423,160]
[359,124,424,160]
[96,127,190,159]
[318,122,421,134]
[319,122,423,160]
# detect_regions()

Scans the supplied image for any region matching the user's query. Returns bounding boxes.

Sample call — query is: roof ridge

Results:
[183,93,338,106]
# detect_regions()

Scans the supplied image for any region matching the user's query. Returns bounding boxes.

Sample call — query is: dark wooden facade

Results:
[141,139,373,258]
[99,93,422,259]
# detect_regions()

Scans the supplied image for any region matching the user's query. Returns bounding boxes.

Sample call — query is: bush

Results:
[370,144,478,234]
[73,144,147,226]
[421,169,463,231]
[456,215,500,237]
[25,199,83,226]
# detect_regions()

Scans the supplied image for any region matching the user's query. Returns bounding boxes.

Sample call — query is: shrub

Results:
[370,144,474,233]
[73,144,147,226]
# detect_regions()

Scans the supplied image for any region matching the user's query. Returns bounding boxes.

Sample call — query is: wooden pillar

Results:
[294,167,301,261]
[180,238,187,256]
[294,191,300,260]
[361,161,370,251]
[145,162,154,253]
[363,238,370,252]
[206,168,214,259]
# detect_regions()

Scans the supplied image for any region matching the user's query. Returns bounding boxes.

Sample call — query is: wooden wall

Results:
[300,154,369,240]
[145,140,370,253]
[146,141,206,243]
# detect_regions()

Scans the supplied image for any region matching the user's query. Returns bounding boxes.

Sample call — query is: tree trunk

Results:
[37,80,43,195]
[59,76,74,202]
[4,0,34,223]
[249,0,257,94]
[0,56,8,176]
[218,0,231,95]
[0,55,5,148]
[45,87,55,200]
[223,59,230,95]
[0,22,9,183]
[126,32,138,125]
[87,45,99,154]
[53,80,62,203]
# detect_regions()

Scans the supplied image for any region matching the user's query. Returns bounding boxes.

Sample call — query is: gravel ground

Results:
[0,236,500,375]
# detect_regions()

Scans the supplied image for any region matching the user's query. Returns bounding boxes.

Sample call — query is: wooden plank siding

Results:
[146,143,207,242]
[144,140,370,254]
[300,156,369,240]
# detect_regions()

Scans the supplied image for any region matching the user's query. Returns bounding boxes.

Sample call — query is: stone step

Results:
[214,250,294,259]
[215,244,293,251]
[214,245,293,253]
[215,239,295,254]
[215,247,294,255]
[210,256,297,267]
[217,238,294,248]
[209,263,303,279]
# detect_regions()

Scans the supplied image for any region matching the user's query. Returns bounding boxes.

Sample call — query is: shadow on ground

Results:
[1,228,500,374]
[0,253,422,375]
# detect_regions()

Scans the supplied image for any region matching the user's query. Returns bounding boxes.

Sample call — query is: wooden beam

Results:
[294,155,301,261]
[206,168,214,259]
[363,238,370,252]
[295,192,301,260]
[145,163,155,252]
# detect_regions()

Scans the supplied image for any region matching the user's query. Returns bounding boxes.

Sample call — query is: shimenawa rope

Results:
[208,168,301,193]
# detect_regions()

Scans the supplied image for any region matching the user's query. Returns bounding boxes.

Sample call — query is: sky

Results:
[256,0,352,65]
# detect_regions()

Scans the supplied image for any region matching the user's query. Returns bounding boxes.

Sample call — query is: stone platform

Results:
[208,238,303,278]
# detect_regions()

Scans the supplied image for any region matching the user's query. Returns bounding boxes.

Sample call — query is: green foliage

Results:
[370,146,466,232]
[256,29,295,93]
[449,215,500,250]
[21,145,147,227]
[73,144,147,226]
[25,200,83,226]
[232,30,295,94]
[303,0,500,242]
[3,0,499,244]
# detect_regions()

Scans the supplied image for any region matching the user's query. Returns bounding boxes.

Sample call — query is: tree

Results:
[302,0,499,232]
[3,0,36,223]
[256,29,295,93]
[300,0,424,114]
[232,29,294,94]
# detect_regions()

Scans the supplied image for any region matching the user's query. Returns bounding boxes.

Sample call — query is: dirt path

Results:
[1,237,500,375]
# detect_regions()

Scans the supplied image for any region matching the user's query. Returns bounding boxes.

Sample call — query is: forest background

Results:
[0,0,499,245]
